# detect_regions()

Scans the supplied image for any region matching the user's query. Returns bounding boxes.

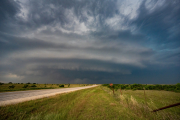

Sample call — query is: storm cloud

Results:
[0,0,179,84]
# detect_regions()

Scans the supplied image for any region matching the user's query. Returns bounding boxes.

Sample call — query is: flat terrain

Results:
[0,85,97,106]
[0,86,180,120]
[0,84,92,92]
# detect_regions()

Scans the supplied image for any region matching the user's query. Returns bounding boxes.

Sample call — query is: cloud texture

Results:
[0,0,179,84]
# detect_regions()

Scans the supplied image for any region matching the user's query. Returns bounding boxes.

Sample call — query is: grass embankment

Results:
[0,86,180,120]
[0,84,92,92]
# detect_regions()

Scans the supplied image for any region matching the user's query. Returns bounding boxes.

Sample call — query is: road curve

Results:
[0,85,98,106]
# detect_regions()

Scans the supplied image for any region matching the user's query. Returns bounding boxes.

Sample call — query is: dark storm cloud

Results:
[132,0,180,49]
[0,0,19,20]
[0,32,68,56]
[90,30,146,44]
[3,57,178,84]
[0,31,153,59]
[0,57,132,83]
[8,0,119,33]
[1,58,179,84]
[0,0,179,84]
[0,0,20,33]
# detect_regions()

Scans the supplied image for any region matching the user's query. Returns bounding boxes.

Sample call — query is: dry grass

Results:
[102,86,180,120]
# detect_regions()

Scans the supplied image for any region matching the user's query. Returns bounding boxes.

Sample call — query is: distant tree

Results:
[0,82,4,85]
[27,82,31,84]
[59,84,64,87]
[31,84,37,87]
[8,82,12,84]
[23,84,29,88]
[9,85,15,89]
[68,84,70,87]
[155,84,163,90]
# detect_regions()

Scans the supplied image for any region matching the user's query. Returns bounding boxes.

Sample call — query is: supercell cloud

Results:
[0,0,179,84]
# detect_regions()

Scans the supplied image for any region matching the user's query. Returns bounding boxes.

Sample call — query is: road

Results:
[0,85,97,106]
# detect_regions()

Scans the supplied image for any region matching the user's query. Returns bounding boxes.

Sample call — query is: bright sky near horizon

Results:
[0,0,179,84]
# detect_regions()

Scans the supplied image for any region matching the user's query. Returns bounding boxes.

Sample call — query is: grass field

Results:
[0,86,180,120]
[0,84,92,92]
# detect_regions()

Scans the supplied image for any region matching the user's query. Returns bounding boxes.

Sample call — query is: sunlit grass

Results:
[0,86,179,120]
[0,86,137,120]
[101,86,180,119]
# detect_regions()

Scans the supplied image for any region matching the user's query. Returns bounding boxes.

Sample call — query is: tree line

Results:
[102,83,180,92]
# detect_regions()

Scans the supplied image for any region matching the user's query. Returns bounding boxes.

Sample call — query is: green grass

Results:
[0,84,92,92]
[0,86,180,120]
[102,87,180,119]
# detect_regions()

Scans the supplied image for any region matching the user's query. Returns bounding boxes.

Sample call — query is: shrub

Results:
[8,85,15,89]
[125,87,131,90]
[68,84,70,87]
[0,82,4,85]
[176,83,180,87]
[103,83,180,92]
[176,83,180,90]
[130,84,144,90]
[33,83,36,84]
[23,84,29,88]
[59,85,64,87]
[102,84,109,86]
[132,88,137,91]
[31,84,37,87]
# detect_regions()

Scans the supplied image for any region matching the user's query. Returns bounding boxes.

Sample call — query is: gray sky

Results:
[0,0,179,84]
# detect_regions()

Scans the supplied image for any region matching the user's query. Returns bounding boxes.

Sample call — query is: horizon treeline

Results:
[102,83,180,92]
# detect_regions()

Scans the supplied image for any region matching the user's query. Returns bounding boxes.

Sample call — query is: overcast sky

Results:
[0,0,179,84]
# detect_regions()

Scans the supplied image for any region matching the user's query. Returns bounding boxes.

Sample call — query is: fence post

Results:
[143,87,147,106]
[120,87,122,95]
[110,83,114,94]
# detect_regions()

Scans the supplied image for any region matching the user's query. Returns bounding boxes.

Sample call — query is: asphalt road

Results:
[0,85,97,106]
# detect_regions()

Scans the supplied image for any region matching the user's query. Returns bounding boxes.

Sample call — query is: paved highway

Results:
[0,85,97,106]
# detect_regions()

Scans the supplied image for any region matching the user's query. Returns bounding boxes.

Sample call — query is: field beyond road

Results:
[0,86,180,120]
[0,83,93,92]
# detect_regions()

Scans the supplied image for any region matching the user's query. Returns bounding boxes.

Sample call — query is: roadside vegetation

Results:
[0,82,92,92]
[102,86,180,120]
[102,83,180,92]
[0,86,179,120]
